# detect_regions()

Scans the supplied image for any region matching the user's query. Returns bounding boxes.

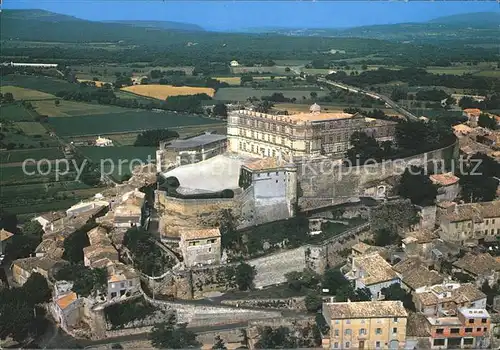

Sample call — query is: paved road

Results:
[317,77,418,121]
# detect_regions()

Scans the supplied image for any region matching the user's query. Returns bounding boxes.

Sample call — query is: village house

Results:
[344,252,401,300]
[453,252,500,288]
[51,291,84,333]
[106,262,140,300]
[413,282,487,317]
[401,229,439,263]
[179,227,221,267]
[32,211,66,232]
[463,108,482,126]
[95,136,113,147]
[66,200,109,218]
[452,124,475,137]
[110,189,146,228]
[87,226,112,246]
[0,228,14,256]
[429,173,460,202]
[393,258,444,292]
[426,308,491,349]
[437,200,500,246]
[322,300,408,350]
[35,238,65,260]
[11,256,65,285]
[83,245,119,268]
[351,242,384,257]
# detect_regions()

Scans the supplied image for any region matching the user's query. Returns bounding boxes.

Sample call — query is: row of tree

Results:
[327,68,500,93]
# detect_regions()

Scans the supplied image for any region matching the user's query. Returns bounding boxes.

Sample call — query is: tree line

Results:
[327,68,500,93]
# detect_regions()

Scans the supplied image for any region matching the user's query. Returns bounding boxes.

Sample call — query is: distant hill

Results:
[238,12,499,43]
[429,12,500,27]
[0,9,207,44]
[103,20,204,32]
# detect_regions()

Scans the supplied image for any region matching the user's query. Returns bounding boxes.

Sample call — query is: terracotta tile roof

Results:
[325,300,408,319]
[56,292,77,310]
[87,226,111,246]
[12,256,63,272]
[394,260,444,290]
[463,108,481,116]
[430,172,460,186]
[453,124,474,134]
[440,201,500,223]
[453,252,500,276]
[351,242,373,254]
[107,262,139,282]
[403,230,439,244]
[415,282,486,307]
[352,253,399,286]
[0,228,14,241]
[180,227,221,241]
[406,312,431,337]
[243,158,287,171]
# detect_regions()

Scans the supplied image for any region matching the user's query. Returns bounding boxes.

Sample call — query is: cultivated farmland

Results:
[1,104,36,121]
[33,100,129,117]
[79,145,156,181]
[48,110,221,137]
[1,75,82,95]
[214,87,327,101]
[0,147,64,164]
[15,122,48,135]
[0,86,56,100]
[121,84,215,100]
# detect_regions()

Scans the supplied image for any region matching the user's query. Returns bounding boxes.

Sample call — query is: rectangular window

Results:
[393,327,397,334]
[433,339,445,346]
[450,328,460,334]
[375,341,381,348]
[346,320,351,324]
[393,317,398,322]
[345,329,351,335]
[359,328,366,336]
[375,328,382,335]
[345,342,350,349]
[465,328,472,333]
[333,342,339,349]
[477,328,482,332]
[334,329,339,336]
[436,328,444,334]
[493,219,496,224]
[481,318,488,323]
[469,319,475,324]
[463,338,474,345]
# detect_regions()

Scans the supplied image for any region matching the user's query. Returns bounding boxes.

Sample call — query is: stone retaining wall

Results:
[220,297,306,311]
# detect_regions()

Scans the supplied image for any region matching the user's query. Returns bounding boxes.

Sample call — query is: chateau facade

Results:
[227,104,397,159]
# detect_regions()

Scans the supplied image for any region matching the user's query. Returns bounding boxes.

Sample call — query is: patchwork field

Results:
[0,86,56,100]
[214,87,328,101]
[48,110,221,137]
[1,104,36,121]
[33,100,129,117]
[79,146,156,181]
[15,122,48,135]
[121,84,215,100]
[215,76,288,85]
[1,75,81,95]
[0,147,64,164]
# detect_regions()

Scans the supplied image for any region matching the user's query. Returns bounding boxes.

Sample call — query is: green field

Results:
[1,75,82,95]
[0,148,64,164]
[79,146,156,181]
[473,70,500,78]
[214,87,327,101]
[33,100,130,117]
[15,122,48,135]
[0,86,57,101]
[48,110,221,137]
[230,66,292,75]
[1,104,36,121]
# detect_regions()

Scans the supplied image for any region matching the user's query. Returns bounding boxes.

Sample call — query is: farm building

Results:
[95,136,113,147]
[230,60,240,67]
[5,62,58,68]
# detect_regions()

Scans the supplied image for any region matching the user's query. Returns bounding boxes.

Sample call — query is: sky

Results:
[4,0,499,31]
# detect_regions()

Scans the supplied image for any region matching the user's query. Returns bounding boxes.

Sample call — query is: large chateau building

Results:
[227,104,397,159]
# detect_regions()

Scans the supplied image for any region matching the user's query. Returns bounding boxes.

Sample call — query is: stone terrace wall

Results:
[141,289,282,327]
[221,297,306,311]
[298,140,458,203]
